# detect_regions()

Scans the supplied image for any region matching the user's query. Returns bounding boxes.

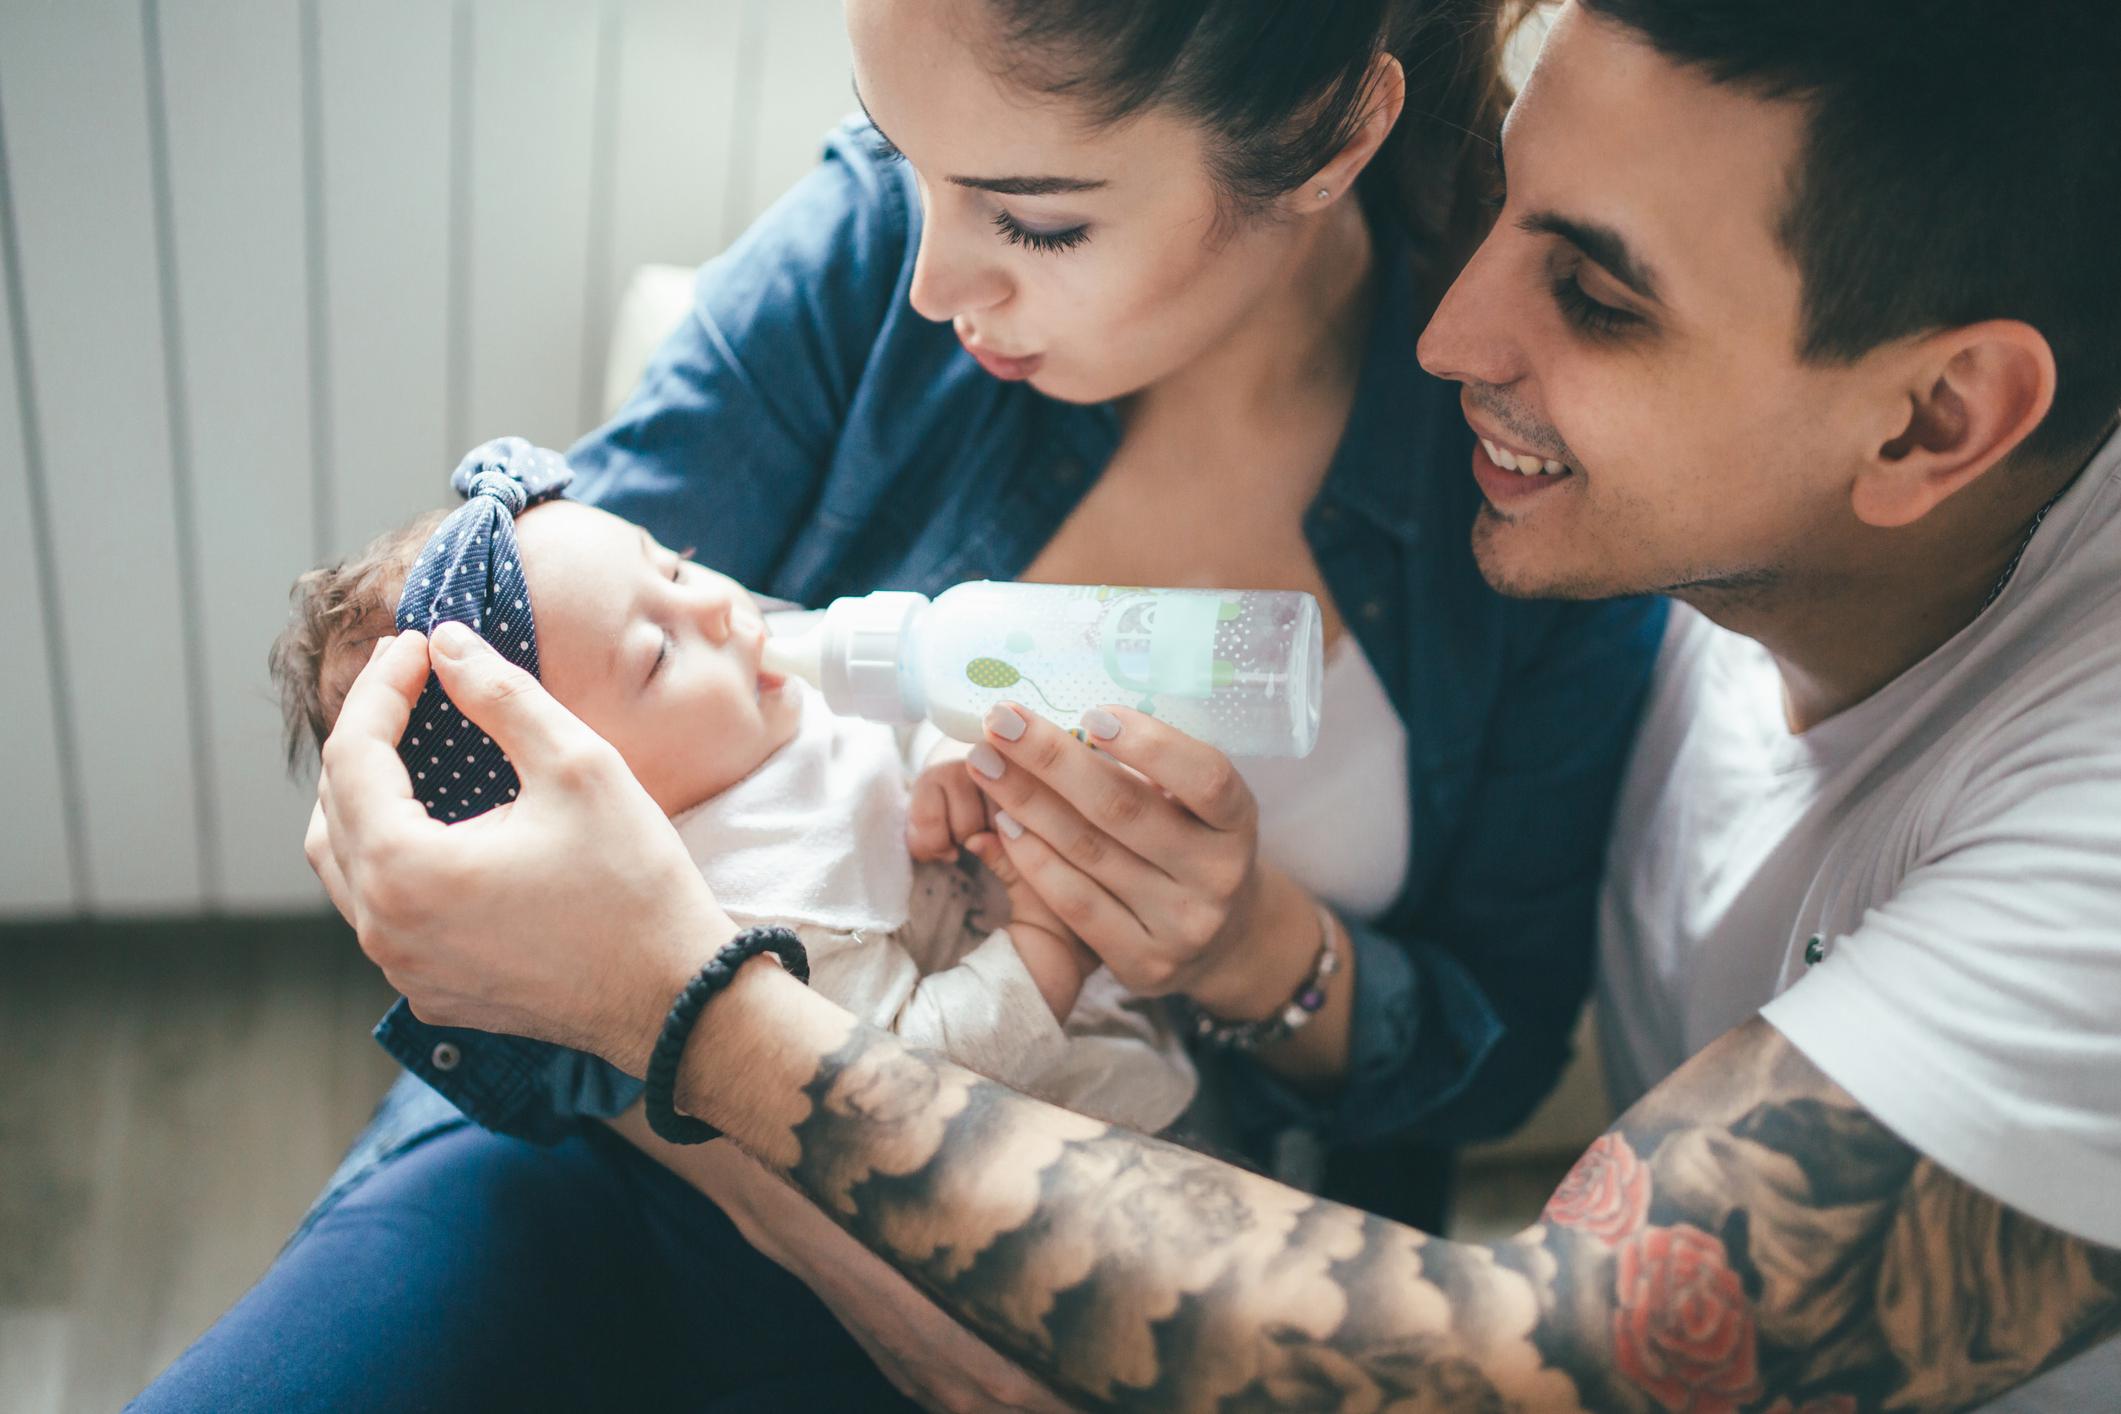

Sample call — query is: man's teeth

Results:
[1481,437,1569,476]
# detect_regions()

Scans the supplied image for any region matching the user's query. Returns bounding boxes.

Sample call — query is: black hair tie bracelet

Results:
[644,924,808,1145]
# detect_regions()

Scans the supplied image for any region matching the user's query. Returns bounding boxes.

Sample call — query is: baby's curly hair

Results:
[269,508,449,775]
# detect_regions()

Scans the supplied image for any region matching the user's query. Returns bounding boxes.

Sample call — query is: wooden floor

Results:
[0,917,398,1412]
[0,920,1567,1412]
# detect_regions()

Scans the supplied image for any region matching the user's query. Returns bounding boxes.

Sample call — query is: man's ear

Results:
[1294,52,1407,214]
[1853,320,2055,529]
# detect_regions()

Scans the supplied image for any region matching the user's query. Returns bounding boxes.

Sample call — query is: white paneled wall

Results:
[0,0,853,918]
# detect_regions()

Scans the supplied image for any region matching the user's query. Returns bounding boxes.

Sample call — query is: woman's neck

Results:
[1127,201,1379,431]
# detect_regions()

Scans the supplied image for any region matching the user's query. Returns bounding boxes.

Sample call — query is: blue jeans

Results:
[129,1120,914,1412]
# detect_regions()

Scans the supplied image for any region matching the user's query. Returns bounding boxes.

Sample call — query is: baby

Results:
[273,440,1194,1140]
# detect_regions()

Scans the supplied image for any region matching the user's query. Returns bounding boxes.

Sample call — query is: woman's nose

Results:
[908,198,1011,323]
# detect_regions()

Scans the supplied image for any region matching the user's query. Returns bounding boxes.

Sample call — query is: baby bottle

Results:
[762,583,1322,758]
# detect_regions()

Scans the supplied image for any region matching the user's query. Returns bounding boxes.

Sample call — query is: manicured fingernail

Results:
[432,621,479,656]
[967,744,1006,780]
[1080,708,1121,741]
[985,703,1027,741]
[994,810,1023,840]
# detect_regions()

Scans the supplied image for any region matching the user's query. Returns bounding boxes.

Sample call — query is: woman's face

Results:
[846,0,1322,405]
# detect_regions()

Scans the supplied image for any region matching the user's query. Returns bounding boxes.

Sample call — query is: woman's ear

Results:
[1296,52,1407,213]
[1851,319,2056,529]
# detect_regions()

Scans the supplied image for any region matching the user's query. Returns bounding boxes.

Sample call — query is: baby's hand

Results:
[906,739,987,862]
[965,815,1100,1016]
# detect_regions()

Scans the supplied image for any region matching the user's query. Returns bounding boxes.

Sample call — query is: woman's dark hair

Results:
[982,0,1530,294]
[1580,0,2121,461]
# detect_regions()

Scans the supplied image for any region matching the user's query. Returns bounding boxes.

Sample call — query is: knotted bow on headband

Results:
[394,436,572,822]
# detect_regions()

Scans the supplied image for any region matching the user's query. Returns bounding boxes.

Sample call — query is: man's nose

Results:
[1416,234,1524,390]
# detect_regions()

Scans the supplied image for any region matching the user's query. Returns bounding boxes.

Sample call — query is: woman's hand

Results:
[306,625,734,1074]
[962,704,1324,1024]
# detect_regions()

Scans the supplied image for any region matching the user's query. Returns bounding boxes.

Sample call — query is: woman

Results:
[137,0,1660,1408]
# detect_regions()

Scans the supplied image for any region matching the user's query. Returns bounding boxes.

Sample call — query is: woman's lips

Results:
[960,332,1043,382]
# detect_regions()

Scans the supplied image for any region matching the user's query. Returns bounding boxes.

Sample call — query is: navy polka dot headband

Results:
[394,436,572,823]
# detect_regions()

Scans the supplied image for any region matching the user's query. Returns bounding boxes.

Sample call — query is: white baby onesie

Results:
[671,685,1197,1134]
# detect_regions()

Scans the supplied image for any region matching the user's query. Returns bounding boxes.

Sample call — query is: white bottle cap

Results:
[820,590,928,722]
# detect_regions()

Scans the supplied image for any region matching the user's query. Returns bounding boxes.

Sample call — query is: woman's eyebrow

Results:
[852,83,1107,197]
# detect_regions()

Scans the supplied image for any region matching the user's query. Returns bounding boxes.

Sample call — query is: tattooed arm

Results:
[315,634,2116,1411]
[684,961,2121,1413]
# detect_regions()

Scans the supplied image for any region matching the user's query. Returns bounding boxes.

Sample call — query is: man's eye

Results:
[1551,273,1641,339]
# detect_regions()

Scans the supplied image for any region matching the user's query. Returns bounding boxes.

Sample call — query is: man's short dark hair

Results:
[1580,0,2121,460]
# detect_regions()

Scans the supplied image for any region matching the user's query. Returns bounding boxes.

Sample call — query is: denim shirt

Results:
[365,117,1665,1173]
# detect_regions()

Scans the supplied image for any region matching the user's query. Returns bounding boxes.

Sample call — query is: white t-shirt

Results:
[1598,428,2121,1411]
[1239,634,1411,922]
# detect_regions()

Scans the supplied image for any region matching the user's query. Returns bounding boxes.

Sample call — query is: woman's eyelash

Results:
[649,629,672,683]
[1551,272,1641,338]
[991,209,1089,255]
[671,546,696,582]
[866,131,1088,253]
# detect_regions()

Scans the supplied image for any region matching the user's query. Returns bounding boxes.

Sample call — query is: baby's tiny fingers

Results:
[905,786,956,860]
[966,832,1016,885]
[942,774,987,846]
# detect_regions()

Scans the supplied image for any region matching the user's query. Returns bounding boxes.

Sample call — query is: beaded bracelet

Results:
[645,924,809,1145]
[1177,904,1342,1053]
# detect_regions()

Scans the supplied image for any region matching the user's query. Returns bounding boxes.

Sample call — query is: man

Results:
[315,1,2120,1407]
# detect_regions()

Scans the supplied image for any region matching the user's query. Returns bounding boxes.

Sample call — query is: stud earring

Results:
[1316,187,1331,200]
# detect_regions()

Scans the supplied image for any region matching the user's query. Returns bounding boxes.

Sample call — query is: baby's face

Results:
[512,501,801,814]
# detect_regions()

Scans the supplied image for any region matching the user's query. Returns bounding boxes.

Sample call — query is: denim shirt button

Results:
[1054,457,1081,485]
[1360,599,1385,621]
[430,1041,462,1072]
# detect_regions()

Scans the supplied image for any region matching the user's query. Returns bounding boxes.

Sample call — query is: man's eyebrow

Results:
[1518,211,1663,303]
[852,82,1108,198]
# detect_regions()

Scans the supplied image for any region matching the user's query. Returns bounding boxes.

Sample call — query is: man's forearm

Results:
[677,968,2121,1412]
[677,959,1592,1411]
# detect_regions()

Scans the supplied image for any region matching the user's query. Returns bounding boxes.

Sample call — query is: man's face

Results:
[1418,2,1891,604]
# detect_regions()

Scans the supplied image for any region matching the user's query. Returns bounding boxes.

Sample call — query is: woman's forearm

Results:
[1191,865,1356,1086]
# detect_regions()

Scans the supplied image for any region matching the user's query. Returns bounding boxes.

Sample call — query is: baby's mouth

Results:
[737,613,784,696]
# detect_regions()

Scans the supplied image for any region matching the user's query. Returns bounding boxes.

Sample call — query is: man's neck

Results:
[1695,446,2096,734]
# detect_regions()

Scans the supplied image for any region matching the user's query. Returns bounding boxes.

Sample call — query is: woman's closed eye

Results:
[869,134,1091,255]
[992,208,1090,255]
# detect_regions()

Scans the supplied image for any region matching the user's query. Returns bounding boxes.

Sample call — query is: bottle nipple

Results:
[760,616,825,688]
